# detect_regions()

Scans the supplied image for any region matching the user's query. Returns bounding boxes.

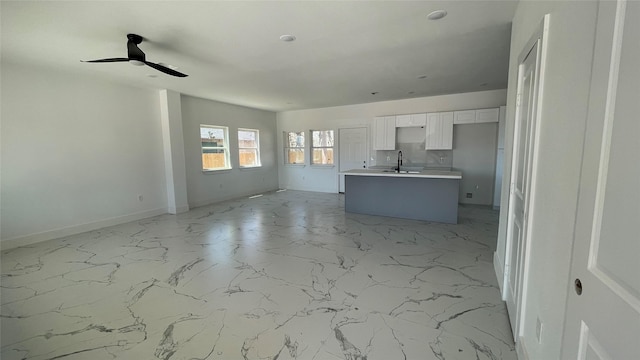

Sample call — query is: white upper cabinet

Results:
[410,113,427,126]
[396,113,426,127]
[395,114,411,127]
[476,108,500,123]
[454,108,499,124]
[372,116,396,150]
[425,112,453,150]
[453,110,476,124]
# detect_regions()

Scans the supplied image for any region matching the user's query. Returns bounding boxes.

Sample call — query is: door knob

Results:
[574,278,582,295]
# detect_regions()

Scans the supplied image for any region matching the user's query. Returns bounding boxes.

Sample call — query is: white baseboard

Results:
[1,207,167,250]
[277,183,337,194]
[168,205,190,214]
[494,251,505,299]
[189,187,279,209]
[516,337,530,360]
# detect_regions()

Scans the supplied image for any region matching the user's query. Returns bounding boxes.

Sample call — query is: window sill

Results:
[311,164,335,169]
[239,166,263,171]
[202,168,232,174]
[284,164,306,167]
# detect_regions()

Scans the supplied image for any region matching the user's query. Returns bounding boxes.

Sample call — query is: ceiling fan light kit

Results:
[82,33,188,77]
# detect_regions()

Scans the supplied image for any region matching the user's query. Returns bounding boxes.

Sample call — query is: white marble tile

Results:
[1,190,514,359]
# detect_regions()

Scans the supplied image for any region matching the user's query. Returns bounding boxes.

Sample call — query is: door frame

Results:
[337,126,369,193]
[503,14,549,346]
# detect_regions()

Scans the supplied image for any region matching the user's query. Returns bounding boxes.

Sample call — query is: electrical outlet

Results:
[536,317,543,344]
[466,193,473,198]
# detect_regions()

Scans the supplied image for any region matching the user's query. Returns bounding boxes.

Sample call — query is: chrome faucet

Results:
[397,151,403,173]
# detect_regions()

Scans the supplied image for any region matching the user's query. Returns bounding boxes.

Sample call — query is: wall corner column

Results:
[159,89,189,214]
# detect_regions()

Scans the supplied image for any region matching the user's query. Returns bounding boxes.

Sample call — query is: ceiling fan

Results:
[82,34,188,77]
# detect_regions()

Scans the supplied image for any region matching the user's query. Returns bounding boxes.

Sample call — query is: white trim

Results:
[504,13,550,339]
[494,251,505,297]
[237,127,262,168]
[517,12,550,338]
[0,207,167,250]
[284,130,306,165]
[200,124,231,171]
[589,0,627,271]
[188,186,279,209]
[168,205,190,215]
[516,337,531,360]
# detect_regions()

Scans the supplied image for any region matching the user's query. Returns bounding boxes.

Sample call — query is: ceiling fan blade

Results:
[144,61,188,77]
[82,58,130,63]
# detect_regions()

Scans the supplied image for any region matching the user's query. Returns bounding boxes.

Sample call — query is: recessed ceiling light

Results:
[427,10,447,20]
[279,35,296,42]
[418,75,428,79]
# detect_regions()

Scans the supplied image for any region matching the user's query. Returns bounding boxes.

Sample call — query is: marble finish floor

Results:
[1,190,515,360]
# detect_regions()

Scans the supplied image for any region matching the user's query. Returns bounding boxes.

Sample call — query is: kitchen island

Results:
[341,169,462,224]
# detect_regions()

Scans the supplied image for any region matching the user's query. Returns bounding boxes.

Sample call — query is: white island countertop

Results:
[341,168,462,179]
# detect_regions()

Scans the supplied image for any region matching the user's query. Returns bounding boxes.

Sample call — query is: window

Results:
[200,125,230,171]
[311,130,334,165]
[238,128,261,168]
[284,131,305,164]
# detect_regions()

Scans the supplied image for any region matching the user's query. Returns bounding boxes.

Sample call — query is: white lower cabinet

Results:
[425,112,453,150]
[373,116,396,150]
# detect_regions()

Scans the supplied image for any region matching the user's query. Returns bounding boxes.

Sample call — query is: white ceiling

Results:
[1,1,517,112]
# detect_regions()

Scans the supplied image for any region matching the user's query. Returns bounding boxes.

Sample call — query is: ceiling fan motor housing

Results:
[127,33,143,44]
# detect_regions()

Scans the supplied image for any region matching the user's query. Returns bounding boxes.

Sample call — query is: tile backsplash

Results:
[373,127,452,169]
[375,147,452,168]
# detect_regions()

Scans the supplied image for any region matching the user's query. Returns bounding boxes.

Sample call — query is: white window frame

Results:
[200,125,231,171]
[311,129,335,166]
[284,131,305,165]
[238,128,261,168]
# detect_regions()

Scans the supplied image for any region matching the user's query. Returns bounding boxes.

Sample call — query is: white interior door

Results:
[505,34,542,338]
[338,127,367,193]
[562,1,640,358]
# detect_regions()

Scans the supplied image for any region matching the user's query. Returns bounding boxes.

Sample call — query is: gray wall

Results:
[452,123,498,205]
[181,95,279,208]
[1,61,167,245]
[0,62,280,247]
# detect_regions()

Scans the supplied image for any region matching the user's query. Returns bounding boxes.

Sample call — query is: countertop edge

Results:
[341,169,462,180]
